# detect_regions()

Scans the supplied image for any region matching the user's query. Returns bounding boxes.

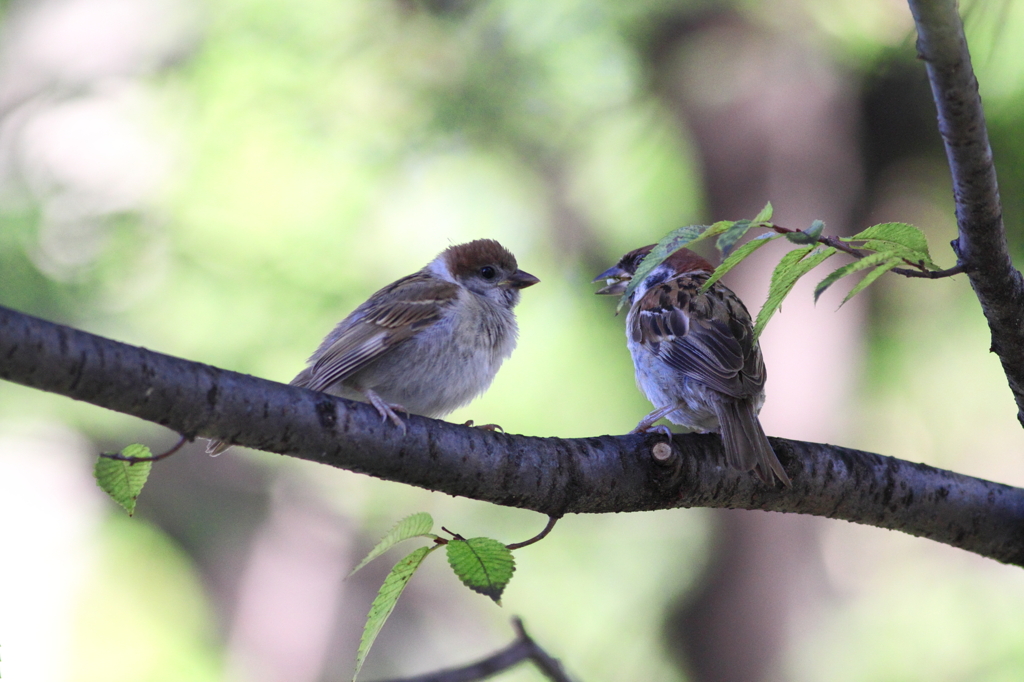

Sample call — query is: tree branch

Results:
[375,618,572,682]
[908,0,1024,425]
[3,304,1024,566]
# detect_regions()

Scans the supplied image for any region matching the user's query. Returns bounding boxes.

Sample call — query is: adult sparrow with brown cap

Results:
[208,239,538,454]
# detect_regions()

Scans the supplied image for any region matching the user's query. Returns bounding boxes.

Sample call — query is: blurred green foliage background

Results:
[3,0,1024,681]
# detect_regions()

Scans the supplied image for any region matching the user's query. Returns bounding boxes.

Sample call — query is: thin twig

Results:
[767,224,865,259]
[373,618,573,682]
[892,263,967,279]
[507,515,560,550]
[514,618,574,682]
[440,527,464,541]
[100,435,188,463]
[768,224,965,280]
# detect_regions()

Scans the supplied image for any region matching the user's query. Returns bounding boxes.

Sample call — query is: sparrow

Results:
[207,239,538,455]
[594,245,790,486]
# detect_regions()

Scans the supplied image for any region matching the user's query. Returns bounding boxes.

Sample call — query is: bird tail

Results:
[715,399,791,486]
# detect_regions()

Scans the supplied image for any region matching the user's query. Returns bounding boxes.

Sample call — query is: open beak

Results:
[502,269,540,289]
[592,264,631,296]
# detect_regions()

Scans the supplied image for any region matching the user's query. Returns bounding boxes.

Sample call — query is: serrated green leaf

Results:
[842,222,937,268]
[349,512,435,577]
[94,445,152,516]
[446,537,516,604]
[858,240,937,270]
[845,222,928,251]
[618,224,715,310]
[851,237,936,270]
[814,251,905,303]
[354,546,434,681]
[704,220,736,238]
[785,219,825,245]
[752,201,773,224]
[753,246,837,339]
[121,443,151,460]
[701,232,783,293]
[842,257,903,304]
[716,220,754,256]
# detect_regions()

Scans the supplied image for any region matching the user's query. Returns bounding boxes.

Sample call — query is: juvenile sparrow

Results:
[594,245,790,486]
[208,239,538,454]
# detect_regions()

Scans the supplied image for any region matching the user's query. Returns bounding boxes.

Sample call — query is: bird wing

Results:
[298,273,459,392]
[630,278,764,399]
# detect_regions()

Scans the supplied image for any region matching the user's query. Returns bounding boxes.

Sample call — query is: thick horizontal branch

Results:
[908,0,1024,425]
[3,304,1024,566]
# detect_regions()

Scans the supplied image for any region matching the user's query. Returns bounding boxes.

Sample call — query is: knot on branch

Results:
[645,433,684,492]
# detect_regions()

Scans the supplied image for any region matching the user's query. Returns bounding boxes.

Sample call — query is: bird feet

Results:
[630,404,678,437]
[631,423,674,438]
[364,389,409,432]
[463,420,504,432]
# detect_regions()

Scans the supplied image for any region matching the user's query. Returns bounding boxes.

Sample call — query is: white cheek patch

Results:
[427,256,457,283]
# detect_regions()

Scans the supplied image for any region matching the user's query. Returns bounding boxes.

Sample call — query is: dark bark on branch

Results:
[3,304,1024,566]
[908,0,1024,426]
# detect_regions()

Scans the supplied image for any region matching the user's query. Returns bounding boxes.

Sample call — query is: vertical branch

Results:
[908,0,1024,425]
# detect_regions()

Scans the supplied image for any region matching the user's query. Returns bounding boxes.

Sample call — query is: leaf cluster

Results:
[348,513,518,681]
[619,203,944,339]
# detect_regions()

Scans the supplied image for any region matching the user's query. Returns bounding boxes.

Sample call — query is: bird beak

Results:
[502,269,540,289]
[592,265,631,296]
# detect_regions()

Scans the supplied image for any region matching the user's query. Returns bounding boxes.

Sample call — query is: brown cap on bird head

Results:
[444,239,540,289]
[593,246,713,295]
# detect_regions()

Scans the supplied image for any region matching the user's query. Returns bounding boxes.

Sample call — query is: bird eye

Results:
[479,266,497,280]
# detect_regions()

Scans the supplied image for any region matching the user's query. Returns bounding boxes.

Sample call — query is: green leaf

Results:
[752,201,773,224]
[845,222,928,251]
[753,245,837,339]
[349,512,435,577]
[354,546,434,681]
[842,222,937,268]
[841,258,903,304]
[619,224,717,310]
[94,445,152,516]
[716,220,755,256]
[701,232,783,293]
[446,537,516,604]
[785,219,825,245]
[704,219,737,239]
[814,251,905,303]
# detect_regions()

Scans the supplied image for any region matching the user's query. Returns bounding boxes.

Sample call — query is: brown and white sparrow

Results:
[594,245,790,486]
[208,239,538,454]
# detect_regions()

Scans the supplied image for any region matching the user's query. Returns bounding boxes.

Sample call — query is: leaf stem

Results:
[506,515,560,550]
[100,435,189,463]
[440,526,465,541]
